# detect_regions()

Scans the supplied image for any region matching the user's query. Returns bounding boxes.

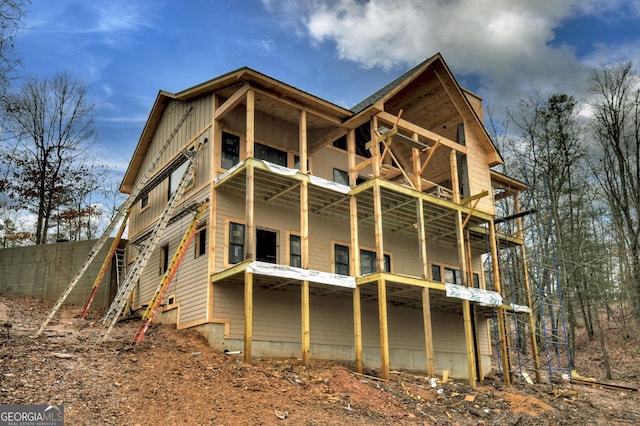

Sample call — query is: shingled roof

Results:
[350,54,438,115]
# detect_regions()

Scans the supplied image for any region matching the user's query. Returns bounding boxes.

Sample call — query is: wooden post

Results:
[244,270,253,362]
[489,219,511,386]
[417,199,435,376]
[373,181,390,379]
[348,129,363,373]
[515,195,541,382]
[371,116,381,178]
[243,89,256,363]
[411,134,422,191]
[246,89,255,158]
[299,110,310,365]
[207,96,221,322]
[451,149,477,386]
[378,277,390,380]
[353,285,363,373]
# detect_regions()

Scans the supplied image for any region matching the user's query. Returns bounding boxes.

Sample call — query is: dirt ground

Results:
[1,296,639,425]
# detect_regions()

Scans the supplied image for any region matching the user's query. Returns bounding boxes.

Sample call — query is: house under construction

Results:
[38,53,571,386]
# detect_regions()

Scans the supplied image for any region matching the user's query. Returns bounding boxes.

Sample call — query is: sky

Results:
[14,0,640,182]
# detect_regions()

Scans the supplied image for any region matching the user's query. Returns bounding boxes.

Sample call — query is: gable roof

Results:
[348,53,503,166]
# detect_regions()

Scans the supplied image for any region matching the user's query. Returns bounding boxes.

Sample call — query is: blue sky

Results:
[14,0,640,181]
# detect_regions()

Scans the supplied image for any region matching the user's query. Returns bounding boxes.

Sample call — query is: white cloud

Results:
[266,0,640,111]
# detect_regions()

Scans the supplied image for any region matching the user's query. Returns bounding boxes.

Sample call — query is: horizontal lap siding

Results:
[132,189,210,322]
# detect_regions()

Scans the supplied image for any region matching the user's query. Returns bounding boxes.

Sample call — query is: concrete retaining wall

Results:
[0,239,122,308]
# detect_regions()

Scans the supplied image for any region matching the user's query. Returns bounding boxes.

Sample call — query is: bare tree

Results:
[0,0,29,99]
[1,71,98,244]
[590,62,640,324]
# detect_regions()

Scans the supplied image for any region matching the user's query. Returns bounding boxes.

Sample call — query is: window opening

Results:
[360,249,391,275]
[289,234,301,267]
[228,222,245,264]
[160,244,169,275]
[195,227,206,258]
[334,244,350,276]
[221,132,240,169]
[255,142,287,167]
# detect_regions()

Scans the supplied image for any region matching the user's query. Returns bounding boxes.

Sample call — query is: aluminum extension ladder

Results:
[97,138,205,344]
[131,199,209,345]
[32,106,193,337]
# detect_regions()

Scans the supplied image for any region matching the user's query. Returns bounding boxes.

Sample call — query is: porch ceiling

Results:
[215,163,491,252]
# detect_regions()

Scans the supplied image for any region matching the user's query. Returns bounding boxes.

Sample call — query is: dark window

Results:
[140,193,149,210]
[360,249,391,275]
[221,132,240,169]
[332,135,347,151]
[228,222,245,264]
[294,155,309,172]
[195,227,206,258]
[333,168,349,185]
[160,244,169,275]
[444,267,462,285]
[256,229,277,264]
[255,142,287,166]
[431,264,442,282]
[473,273,480,288]
[334,244,350,276]
[289,234,301,267]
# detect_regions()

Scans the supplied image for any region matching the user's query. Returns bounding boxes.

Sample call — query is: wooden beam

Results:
[460,190,488,206]
[308,127,348,156]
[377,111,466,154]
[244,270,253,362]
[252,86,344,126]
[417,198,435,376]
[265,182,301,203]
[213,83,250,121]
[419,141,441,175]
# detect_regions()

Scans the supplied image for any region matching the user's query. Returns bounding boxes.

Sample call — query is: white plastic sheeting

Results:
[214,159,351,194]
[247,261,356,288]
[445,283,503,307]
[214,160,245,184]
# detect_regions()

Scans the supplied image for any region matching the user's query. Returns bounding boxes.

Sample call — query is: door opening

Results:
[256,229,277,264]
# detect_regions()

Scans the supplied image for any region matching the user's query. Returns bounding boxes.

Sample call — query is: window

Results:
[168,160,193,200]
[195,227,206,258]
[473,273,480,289]
[334,244,350,276]
[140,193,149,211]
[160,244,169,275]
[360,249,391,275]
[431,264,442,282]
[333,168,349,185]
[255,142,287,166]
[228,222,245,264]
[221,132,240,169]
[289,234,301,267]
[256,228,277,264]
[444,267,462,285]
[293,155,310,172]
